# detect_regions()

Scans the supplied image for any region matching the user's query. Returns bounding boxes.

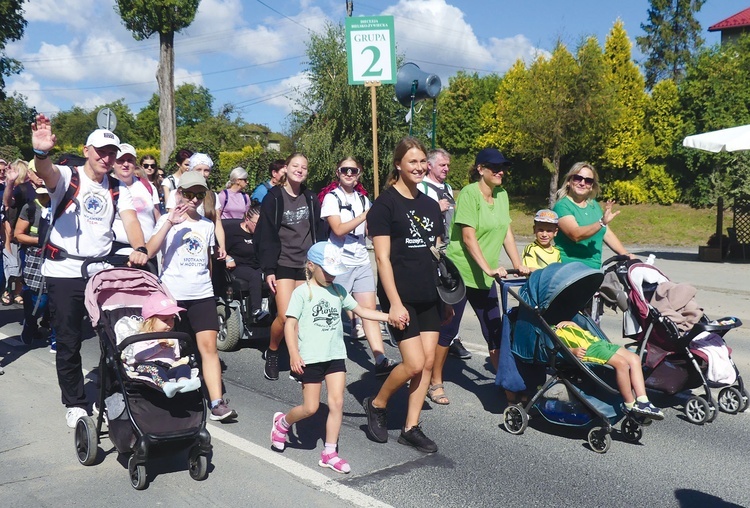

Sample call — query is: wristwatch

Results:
[135,246,148,255]
[598,218,607,229]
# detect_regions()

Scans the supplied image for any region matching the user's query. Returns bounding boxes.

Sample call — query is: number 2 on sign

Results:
[361,46,383,77]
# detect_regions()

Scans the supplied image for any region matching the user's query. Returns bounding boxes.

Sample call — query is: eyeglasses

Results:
[143,163,157,169]
[483,163,507,174]
[571,174,595,186]
[338,166,361,176]
[182,190,206,201]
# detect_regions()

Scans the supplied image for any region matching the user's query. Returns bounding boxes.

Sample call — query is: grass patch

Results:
[508,197,720,247]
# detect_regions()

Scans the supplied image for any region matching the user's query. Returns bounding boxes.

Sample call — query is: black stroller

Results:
[77,267,211,489]
[496,262,647,453]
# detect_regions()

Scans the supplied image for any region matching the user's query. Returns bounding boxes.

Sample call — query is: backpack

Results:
[319,187,366,240]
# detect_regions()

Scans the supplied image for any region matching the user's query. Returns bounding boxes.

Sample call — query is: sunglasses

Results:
[571,174,595,186]
[338,166,361,176]
[182,190,206,200]
[483,163,508,174]
[143,163,157,169]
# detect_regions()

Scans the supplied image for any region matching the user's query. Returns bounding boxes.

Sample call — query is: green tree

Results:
[436,72,501,187]
[600,20,650,177]
[0,1,26,99]
[290,23,407,192]
[636,0,705,89]
[644,78,683,160]
[0,93,36,152]
[115,0,201,167]
[176,83,213,127]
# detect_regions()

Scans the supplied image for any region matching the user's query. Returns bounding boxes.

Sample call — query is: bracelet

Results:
[33,148,48,159]
[226,256,235,263]
[135,246,148,255]
[165,218,174,226]
[598,218,607,229]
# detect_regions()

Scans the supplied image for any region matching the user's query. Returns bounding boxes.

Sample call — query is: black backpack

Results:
[319,187,366,240]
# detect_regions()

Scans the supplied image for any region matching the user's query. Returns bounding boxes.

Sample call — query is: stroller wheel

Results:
[718,387,744,415]
[685,396,711,424]
[740,389,750,413]
[188,449,209,481]
[620,417,643,443]
[502,405,529,435]
[587,427,611,453]
[74,416,99,466]
[128,455,148,490]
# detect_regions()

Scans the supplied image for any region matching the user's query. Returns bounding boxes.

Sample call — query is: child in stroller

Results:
[555,320,663,420]
[115,293,201,398]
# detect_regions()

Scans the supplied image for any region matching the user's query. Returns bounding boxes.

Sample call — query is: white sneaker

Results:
[65,406,88,428]
[354,322,366,339]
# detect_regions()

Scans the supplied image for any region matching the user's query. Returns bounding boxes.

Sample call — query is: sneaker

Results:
[363,396,388,443]
[397,425,438,453]
[449,338,472,359]
[271,412,288,452]
[210,399,238,421]
[375,357,400,378]
[20,323,38,345]
[352,320,366,340]
[319,450,351,474]
[289,372,302,384]
[264,349,280,380]
[630,401,664,421]
[65,406,88,428]
[252,308,270,322]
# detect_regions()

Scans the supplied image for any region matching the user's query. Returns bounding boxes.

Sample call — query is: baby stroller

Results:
[77,267,211,490]
[603,257,746,424]
[496,262,647,453]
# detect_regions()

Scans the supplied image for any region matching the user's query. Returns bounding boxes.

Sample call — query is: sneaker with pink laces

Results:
[271,412,288,452]
[318,450,351,474]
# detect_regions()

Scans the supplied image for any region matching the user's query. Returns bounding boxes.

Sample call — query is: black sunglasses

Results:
[142,163,157,169]
[571,174,595,186]
[338,166,361,176]
[182,190,206,200]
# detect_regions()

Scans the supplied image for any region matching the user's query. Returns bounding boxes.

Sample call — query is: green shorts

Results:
[582,341,621,364]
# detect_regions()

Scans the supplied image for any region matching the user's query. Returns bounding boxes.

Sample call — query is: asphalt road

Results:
[1,244,749,508]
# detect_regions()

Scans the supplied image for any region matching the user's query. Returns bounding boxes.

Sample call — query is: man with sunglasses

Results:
[30,114,149,428]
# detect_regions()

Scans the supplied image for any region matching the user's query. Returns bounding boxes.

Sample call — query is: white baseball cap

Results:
[85,129,120,149]
[117,143,136,159]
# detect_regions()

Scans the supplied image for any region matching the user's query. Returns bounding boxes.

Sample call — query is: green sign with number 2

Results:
[346,16,397,85]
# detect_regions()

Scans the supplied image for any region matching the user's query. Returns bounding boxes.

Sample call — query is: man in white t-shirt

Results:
[419,148,471,360]
[31,114,149,428]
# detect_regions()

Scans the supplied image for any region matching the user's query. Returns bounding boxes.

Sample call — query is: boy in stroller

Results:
[555,320,663,420]
[116,293,201,398]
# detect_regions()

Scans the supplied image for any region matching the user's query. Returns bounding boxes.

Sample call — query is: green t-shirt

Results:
[286,283,357,364]
[445,182,511,290]
[553,197,605,269]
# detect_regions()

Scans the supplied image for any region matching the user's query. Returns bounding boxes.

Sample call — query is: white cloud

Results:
[23,0,98,27]
[5,73,58,114]
[236,72,311,115]
[382,0,545,80]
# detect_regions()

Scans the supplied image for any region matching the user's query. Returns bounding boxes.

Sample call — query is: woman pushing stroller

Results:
[555,320,664,420]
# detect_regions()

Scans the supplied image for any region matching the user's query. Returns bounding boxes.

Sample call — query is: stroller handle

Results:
[117,331,194,353]
[602,254,633,268]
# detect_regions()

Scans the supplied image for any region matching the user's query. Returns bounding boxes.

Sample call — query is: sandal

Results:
[13,295,23,306]
[427,384,450,405]
[1,292,10,306]
[319,451,351,474]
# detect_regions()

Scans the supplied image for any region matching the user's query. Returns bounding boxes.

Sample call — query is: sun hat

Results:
[85,129,120,149]
[534,209,559,224]
[117,143,136,159]
[141,292,186,320]
[475,148,510,166]
[307,242,348,276]
[177,171,209,191]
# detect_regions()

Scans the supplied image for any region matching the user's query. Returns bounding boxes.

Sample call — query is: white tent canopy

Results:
[683,125,750,153]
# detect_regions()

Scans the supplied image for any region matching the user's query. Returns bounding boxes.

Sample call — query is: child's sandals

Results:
[319,451,351,474]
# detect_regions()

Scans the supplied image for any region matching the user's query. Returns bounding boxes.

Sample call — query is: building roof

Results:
[709,7,750,32]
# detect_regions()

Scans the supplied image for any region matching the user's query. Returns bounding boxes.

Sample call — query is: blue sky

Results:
[7,0,749,134]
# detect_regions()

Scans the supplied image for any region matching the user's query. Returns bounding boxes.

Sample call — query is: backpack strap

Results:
[107,174,120,226]
[138,176,154,194]
[167,174,177,189]
[54,166,81,220]
[220,189,229,210]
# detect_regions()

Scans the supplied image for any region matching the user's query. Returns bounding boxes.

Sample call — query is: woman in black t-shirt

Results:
[362,137,447,454]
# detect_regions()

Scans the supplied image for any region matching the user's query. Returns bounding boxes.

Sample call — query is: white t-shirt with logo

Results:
[320,187,370,267]
[43,165,135,279]
[156,215,215,301]
[112,178,159,246]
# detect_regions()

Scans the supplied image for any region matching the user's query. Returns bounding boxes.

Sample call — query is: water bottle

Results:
[646,254,656,265]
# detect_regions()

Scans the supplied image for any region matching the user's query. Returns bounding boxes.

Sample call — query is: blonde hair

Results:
[140,316,161,332]
[554,162,601,203]
[12,159,29,185]
[304,260,344,302]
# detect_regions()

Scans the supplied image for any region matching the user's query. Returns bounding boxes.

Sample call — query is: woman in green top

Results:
[427,148,529,405]
[552,162,634,270]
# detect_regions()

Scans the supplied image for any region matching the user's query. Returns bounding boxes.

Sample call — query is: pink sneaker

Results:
[318,450,351,474]
[271,412,288,452]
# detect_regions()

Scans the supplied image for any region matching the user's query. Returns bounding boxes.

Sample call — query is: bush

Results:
[602,180,647,204]
[637,163,679,205]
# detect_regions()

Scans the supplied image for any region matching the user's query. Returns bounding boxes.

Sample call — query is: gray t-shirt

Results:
[278,188,312,269]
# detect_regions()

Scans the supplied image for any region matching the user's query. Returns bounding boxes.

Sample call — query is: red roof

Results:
[709,7,750,31]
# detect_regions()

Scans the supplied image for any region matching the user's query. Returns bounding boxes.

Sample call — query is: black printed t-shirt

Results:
[224,220,259,269]
[278,188,312,268]
[367,186,443,304]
